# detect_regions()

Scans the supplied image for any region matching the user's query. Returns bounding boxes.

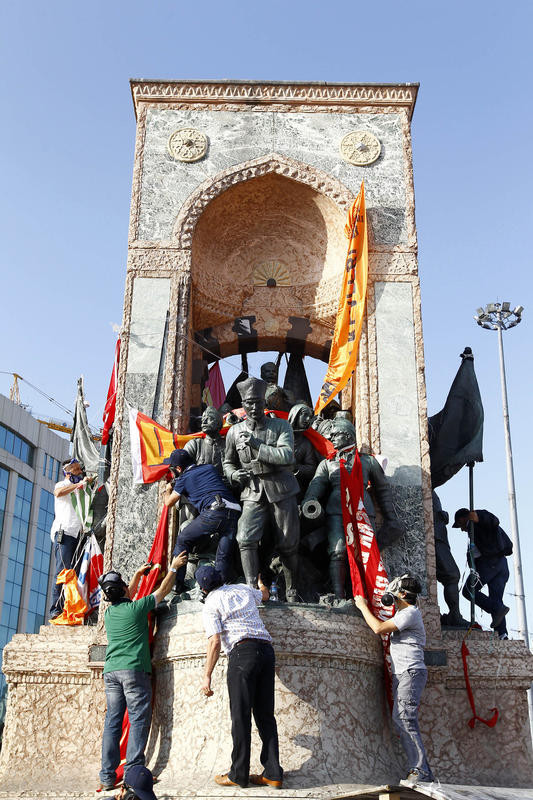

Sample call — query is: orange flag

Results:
[49,569,88,626]
[315,182,368,415]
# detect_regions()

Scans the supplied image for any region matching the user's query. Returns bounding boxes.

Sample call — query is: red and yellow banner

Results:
[315,182,368,415]
[129,407,204,484]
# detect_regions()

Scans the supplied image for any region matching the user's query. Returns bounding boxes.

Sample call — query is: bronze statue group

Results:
[96,365,511,797]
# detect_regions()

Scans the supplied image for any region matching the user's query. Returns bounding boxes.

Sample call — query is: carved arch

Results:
[172,152,355,249]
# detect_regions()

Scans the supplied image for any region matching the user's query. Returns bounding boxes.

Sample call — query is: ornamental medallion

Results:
[168,128,208,162]
[340,130,381,166]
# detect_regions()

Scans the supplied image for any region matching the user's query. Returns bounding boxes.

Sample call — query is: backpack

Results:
[496,526,513,557]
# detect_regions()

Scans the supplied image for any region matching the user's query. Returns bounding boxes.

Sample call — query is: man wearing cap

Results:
[102,765,157,800]
[223,376,300,600]
[49,458,92,620]
[198,565,283,789]
[453,507,511,638]
[98,552,188,791]
[163,449,240,593]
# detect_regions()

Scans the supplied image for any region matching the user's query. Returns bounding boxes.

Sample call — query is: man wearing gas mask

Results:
[97,552,187,792]
[355,575,435,787]
[49,458,92,620]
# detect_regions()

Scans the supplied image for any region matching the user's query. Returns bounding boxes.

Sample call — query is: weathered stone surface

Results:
[137,110,406,244]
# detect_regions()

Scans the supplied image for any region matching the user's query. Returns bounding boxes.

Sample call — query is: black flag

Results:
[428,348,484,488]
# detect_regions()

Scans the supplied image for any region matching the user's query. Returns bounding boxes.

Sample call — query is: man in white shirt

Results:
[198,566,283,790]
[49,458,89,619]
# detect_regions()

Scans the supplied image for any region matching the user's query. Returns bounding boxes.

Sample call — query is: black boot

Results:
[280,552,299,602]
[329,556,347,600]
[240,548,260,588]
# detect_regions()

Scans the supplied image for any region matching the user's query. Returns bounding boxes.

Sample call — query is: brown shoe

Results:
[214,773,241,787]
[249,773,283,789]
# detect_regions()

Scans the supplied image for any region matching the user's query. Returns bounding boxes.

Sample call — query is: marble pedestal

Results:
[1,606,533,800]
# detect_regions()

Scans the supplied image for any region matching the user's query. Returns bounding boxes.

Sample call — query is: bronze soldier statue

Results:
[303,418,403,599]
[224,377,300,601]
[185,406,226,477]
[287,403,322,499]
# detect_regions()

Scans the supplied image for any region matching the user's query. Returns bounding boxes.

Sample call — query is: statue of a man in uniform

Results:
[303,418,403,600]
[185,406,226,477]
[223,377,300,601]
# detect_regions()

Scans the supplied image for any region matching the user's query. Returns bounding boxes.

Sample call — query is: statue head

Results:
[265,384,286,411]
[260,361,279,385]
[329,418,356,452]
[237,377,267,422]
[201,406,223,436]
[288,403,314,432]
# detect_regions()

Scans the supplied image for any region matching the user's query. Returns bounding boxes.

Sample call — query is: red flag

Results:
[202,361,226,409]
[102,338,120,446]
[77,534,104,614]
[340,454,395,706]
[115,505,169,784]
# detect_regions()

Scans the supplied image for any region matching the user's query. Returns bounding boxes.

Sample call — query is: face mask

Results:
[381,574,409,607]
[68,472,83,484]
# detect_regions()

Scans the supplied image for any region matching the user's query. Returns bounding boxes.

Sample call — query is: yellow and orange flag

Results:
[315,181,368,415]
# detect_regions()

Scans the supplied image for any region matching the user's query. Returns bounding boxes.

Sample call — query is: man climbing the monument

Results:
[163,448,240,592]
[198,565,284,789]
[98,551,188,791]
[453,507,512,639]
[49,458,94,620]
[355,575,435,786]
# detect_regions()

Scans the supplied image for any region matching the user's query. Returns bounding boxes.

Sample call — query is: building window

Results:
[0,466,8,543]
[0,475,33,664]
[0,424,34,467]
[26,489,55,633]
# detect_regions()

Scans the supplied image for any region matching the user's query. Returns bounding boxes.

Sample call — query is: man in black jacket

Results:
[453,508,511,638]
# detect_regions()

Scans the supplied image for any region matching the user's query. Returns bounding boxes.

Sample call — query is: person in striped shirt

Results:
[198,566,283,790]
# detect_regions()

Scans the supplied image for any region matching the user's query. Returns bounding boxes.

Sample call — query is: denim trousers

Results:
[172,507,238,585]
[392,668,434,781]
[100,670,152,786]
[226,639,282,787]
[462,555,509,635]
[49,532,79,616]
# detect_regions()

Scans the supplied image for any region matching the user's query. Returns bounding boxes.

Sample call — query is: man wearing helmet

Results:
[98,550,187,792]
[355,575,435,786]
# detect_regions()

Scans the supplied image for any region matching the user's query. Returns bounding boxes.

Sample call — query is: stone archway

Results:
[169,153,355,417]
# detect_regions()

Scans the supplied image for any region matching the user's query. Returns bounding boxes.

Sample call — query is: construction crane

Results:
[8,372,102,441]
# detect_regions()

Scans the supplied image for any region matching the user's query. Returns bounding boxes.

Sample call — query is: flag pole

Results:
[467,462,476,626]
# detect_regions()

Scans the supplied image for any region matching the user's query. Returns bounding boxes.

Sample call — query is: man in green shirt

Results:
[98,551,187,791]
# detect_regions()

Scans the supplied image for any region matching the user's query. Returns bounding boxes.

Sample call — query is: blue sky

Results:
[1,1,532,640]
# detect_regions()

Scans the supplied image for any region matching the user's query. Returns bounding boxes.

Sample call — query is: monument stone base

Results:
[1,606,532,799]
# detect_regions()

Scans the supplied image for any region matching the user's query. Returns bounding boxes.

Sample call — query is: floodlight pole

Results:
[474,301,532,742]
[495,321,528,641]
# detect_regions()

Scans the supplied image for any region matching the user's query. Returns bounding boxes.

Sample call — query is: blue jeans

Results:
[49,532,79,617]
[392,668,434,781]
[100,670,152,786]
[172,507,238,585]
[462,555,509,635]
